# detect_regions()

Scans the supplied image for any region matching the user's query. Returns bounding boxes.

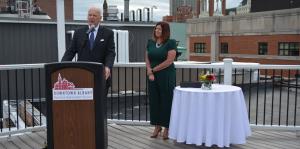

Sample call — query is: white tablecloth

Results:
[169,84,251,147]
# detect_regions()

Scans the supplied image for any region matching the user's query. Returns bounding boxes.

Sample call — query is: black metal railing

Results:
[109,63,299,128]
[0,62,299,135]
[108,65,149,121]
[0,64,46,134]
[234,68,299,126]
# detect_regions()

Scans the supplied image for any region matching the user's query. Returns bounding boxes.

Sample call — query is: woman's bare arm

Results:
[152,49,176,73]
[145,51,153,76]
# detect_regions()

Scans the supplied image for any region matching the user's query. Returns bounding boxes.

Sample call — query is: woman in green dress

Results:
[145,21,177,140]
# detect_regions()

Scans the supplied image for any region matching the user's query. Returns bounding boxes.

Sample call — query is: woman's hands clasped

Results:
[147,68,155,81]
[148,74,155,81]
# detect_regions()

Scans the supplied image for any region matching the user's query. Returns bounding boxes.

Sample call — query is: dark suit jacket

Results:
[62,25,116,69]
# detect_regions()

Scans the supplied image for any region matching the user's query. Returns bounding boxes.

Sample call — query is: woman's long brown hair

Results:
[152,21,170,43]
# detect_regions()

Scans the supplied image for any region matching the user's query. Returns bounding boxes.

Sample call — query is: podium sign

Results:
[45,62,107,149]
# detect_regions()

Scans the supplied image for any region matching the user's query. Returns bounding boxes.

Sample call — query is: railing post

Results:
[56,0,66,61]
[223,58,233,85]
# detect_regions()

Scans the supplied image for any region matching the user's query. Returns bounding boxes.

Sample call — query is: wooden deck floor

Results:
[0,124,299,149]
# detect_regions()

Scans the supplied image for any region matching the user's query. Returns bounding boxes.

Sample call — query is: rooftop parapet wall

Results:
[187,8,300,36]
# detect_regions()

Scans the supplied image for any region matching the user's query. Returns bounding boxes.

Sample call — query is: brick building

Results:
[166,0,226,22]
[169,0,198,17]
[187,8,300,65]
[36,0,73,20]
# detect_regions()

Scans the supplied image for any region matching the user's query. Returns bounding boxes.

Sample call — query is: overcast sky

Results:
[74,0,241,21]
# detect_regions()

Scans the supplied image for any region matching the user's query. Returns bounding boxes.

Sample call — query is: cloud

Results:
[74,0,101,20]
[227,0,241,8]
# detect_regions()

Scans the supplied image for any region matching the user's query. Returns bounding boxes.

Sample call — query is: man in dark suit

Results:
[62,6,116,93]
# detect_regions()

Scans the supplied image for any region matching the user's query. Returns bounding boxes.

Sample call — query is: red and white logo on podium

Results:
[52,73,93,100]
[53,73,75,90]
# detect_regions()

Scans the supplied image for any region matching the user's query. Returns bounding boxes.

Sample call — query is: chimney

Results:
[124,0,130,21]
[103,0,108,21]
[222,0,226,15]
[209,0,214,16]
[196,0,200,17]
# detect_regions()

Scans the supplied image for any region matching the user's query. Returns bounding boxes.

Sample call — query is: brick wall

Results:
[187,8,300,65]
[189,36,211,53]
[189,34,300,65]
[190,56,211,61]
[163,16,174,22]
[37,0,73,20]
[219,35,300,55]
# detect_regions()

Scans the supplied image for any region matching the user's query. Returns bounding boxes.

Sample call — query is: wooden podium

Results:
[45,62,107,149]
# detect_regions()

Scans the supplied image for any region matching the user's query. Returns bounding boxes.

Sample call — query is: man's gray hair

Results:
[88,5,102,16]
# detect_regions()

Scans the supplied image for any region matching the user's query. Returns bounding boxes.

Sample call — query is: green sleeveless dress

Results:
[147,39,177,128]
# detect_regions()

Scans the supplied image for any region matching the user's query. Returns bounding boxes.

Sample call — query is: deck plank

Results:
[108,135,131,149]
[17,132,43,149]
[107,137,129,149]
[109,125,156,149]
[0,124,299,149]
[134,125,198,149]
[5,136,31,149]
[34,131,46,141]
[244,131,287,149]
[25,132,45,147]
[0,143,6,149]
[134,126,228,149]
[126,125,211,149]
[0,139,19,149]
[108,133,140,149]
[108,126,148,149]
[255,131,300,148]
[113,125,184,149]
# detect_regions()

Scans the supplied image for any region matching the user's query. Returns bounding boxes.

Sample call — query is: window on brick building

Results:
[221,42,228,54]
[194,43,206,53]
[258,42,268,55]
[278,42,300,56]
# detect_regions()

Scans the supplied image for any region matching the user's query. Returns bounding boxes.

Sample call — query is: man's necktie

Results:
[89,28,95,50]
